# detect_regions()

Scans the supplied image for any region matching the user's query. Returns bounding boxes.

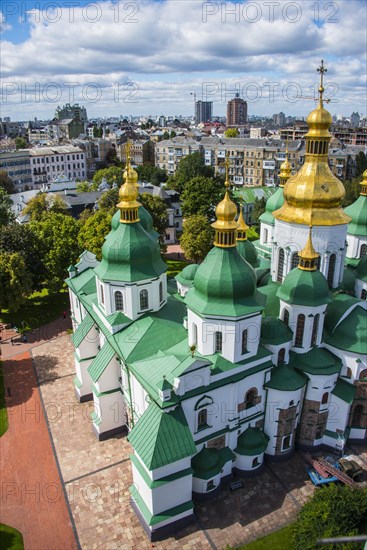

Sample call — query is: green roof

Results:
[324,303,367,353]
[256,282,280,316]
[292,348,342,376]
[344,195,367,236]
[331,378,356,404]
[106,311,131,326]
[128,403,197,470]
[236,239,260,268]
[111,205,159,239]
[175,264,199,285]
[259,187,284,226]
[94,221,166,283]
[66,267,96,296]
[185,246,262,317]
[324,294,361,334]
[234,186,277,205]
[342,266,356,291]
[277,268,332,307]
[265,364,308,391]
[355,256,367,282]
[87,342,116,382]
[191,446,226,479]
[71,314,95,347]
[260,316,293,345]
[235,427,270,456]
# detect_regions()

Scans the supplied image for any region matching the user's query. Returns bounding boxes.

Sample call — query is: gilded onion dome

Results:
[273,61,351,226]
[211,157,238,247]
[116,142,141,223]
[236,208,249,240]
[298,226,319,271]
[279,141,292,187]
[344,169,367,237]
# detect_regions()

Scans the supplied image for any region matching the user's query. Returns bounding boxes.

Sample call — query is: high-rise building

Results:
[226,93,248,126]
[350,112,360,128]
[195,100,213,123]
[54,103,88,123]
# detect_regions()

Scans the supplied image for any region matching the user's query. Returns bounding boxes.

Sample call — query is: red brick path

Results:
[0,352,78,550]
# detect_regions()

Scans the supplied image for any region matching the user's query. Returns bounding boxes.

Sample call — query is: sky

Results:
[1,0,366,121]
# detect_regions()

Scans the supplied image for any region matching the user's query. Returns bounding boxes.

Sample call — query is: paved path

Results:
[0,322,78,550]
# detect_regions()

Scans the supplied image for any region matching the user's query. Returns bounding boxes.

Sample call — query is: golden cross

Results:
[224,152,230,189]
[317,59,327,100]
[125,140,131,166]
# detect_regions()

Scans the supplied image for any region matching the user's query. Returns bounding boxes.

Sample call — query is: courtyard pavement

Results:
[1,326,366,549]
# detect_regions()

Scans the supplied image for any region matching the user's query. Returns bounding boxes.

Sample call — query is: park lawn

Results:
[0,524,24,550]
[240,524,294,549]
[247,227,259,241]
[0,366,8,437]
[0,287,70,332]
[166,259,190,278]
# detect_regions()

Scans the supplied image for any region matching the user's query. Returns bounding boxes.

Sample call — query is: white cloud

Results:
[0,11,12,33]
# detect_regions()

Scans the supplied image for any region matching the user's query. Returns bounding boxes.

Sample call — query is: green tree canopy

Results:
[93,126,103,138]
[30,212,81,290]
[166,152,215,193]
[293,484,367,550]
[181,176,224,221]
[15,137,27,150]
[0,224,44,290]
[251,196,267,226]
[0,189,15,225]
[98,188,119,212]
[0,252,33,311]
[355,151,367,177]
[92,166,124,187]
[342,175,362,207]
[139,193,168,250]
[0,170,15,194]
[136,165,167,185]
[78,210,113,261]
[180,214,214,263]
[224,128,239,138]
[22,193,69,221]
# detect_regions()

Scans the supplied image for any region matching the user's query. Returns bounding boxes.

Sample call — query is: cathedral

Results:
[66,63,367,541]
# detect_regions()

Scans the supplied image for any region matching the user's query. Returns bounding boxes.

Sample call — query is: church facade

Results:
[66,66,367,541]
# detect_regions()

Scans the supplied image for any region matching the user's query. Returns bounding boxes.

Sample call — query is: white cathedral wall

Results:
[92,389,125,435]
[261,342,292,365]
[346,233,367,260]
[325,394,349,436]
[279,300,327,353]
[235,453,264,471]
[130,373,149,422]
[303,371,338,403]
[74,356,94,398]
[260,222,274,247]
[272,220,348,287]
[323,345,366,383]
[95,358,121,394]
[355,278,367,299]
[187,309,262,363]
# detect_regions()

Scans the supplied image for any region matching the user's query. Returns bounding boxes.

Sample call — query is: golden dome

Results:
[279,142,292,187]
[123,166,139,187]
[211,157,238,247]
[273,61,351,227]
[116,140,140,223]
[298,227,319,271]
[236,208,249,241]
[360,169,367,196]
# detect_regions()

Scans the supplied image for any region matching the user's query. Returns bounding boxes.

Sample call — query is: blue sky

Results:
[1,0,366,120]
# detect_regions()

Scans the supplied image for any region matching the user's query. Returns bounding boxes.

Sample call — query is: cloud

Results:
[0,11,12,32]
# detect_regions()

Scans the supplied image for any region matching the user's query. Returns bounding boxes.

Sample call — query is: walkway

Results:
[0,319,78,550]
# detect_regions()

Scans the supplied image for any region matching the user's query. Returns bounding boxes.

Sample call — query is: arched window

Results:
[252,457,260,468]
[327,254,336,287]
[360,244,367,258]
[311,314,320,346]
[100,285,104,305]
[352,405,363,426]
[295,314,305,347]
[215,331,222,353]
[245,388,258,409]
[198,409,208,429]
[315,427,323,439]
[291,252,299,270]
[282,434,292,450]
[192,323,198,346]
[115,291,123,311]
[264,228,268,244]
[315,255,321,270]
[345,367,352,379]
[277,248,284,283]
[359,369,367,380]
[159,281,163,303]
[362,289,367,300]
[283,309,289,326]
[140,289,149,310]
[242,329,248,354]
[278,348,286,365]
[322,392,329,405]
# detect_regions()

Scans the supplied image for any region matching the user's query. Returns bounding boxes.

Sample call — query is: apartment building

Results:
[0,150,32,189]
[119,139,154,166]
[155,138,201,175]
[29,146,87,187]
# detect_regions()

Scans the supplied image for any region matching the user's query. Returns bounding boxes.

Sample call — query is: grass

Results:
[166,259,189,278]
[0,524,24,550]
[0,287,70,332]
[0,366,8,437]
[236,524,294,549]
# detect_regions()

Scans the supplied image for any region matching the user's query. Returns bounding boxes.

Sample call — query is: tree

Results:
[136,165,167,185]
[98,188,119,212]
[162,131,170,140]
[252,196,267,226]
[170,130,176,138]
[180,214,214,263]
[0,252,33,311]
[78,210,113,260]
[0,189,15,225]
[76,180,95,193]
[342,176,362,207]
[92,166,124,187]
[293,485,367,550]
[0,170,15,194]
[0,224,44,290]
[139,193,168,250]
[30,213,81,290]
[93,126,103,138]
[105,147,122,166]
[225,128,239,138]
[166,152,214,193]
[181,176,224,221]
[22,193,69,221]
[15,137,27,150]
[355,151,367,177]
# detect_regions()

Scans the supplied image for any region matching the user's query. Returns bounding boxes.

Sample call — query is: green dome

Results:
[259,187,284,226]
[192,447,224,479]
[111,210,121,230]
[261,316,293,345]
[236,240,259,268]
[277,268,332,307]
[355,255,367,282]
[94,222,166,283]
[175,264,199,285]
[324,303,367,353]
[344,195,367,236]
[235,427,269,456]
[111,206,158,239]
[265,364,307,391]
[342,266,356,291]
[185,247,261,317]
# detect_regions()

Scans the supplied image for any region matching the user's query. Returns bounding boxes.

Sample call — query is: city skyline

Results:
[1,0,367,120]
